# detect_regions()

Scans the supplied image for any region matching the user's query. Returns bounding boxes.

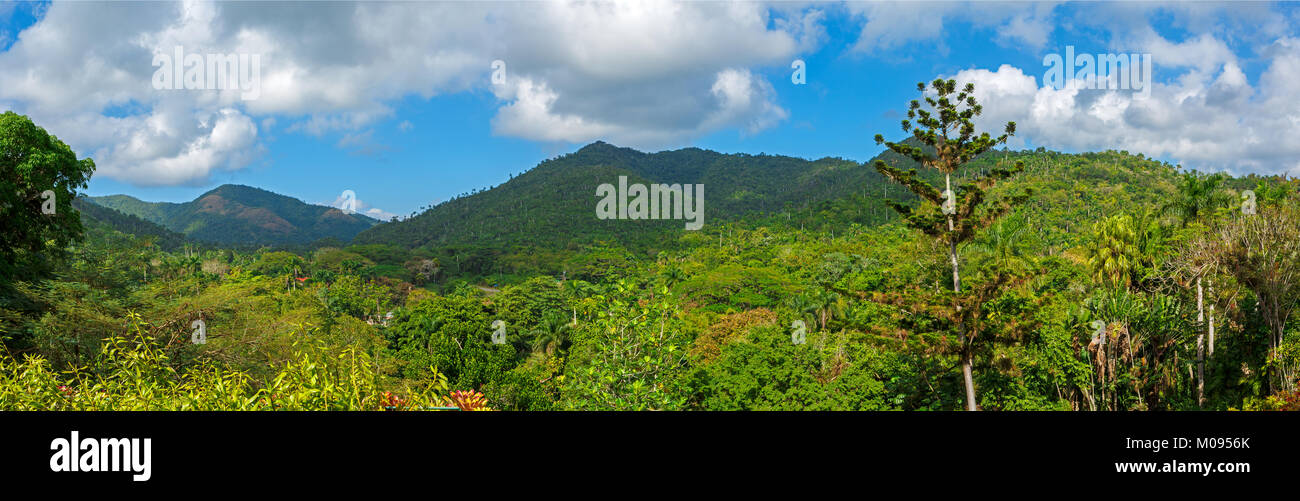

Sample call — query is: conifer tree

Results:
[873,79,1030,410]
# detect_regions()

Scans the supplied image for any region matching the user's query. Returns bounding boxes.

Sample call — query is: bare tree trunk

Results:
[945,173,976,411]
[952,236,975,410]
[1264,299,1279,395]
[1207,278,1216,358]
[1275,295,1294,393]
[1272,319,1283,394]
[1196,276,1205,408]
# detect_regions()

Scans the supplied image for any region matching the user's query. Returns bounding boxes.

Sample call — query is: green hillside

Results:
[352,141,899,250]
[72,197,188,250]
[87,184,379,245]
[351,140,1182,257]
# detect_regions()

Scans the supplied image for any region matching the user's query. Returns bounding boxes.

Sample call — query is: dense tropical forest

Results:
[2,78,1299,411]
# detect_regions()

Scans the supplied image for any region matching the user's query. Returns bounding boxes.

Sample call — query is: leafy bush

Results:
[0,315,485,411]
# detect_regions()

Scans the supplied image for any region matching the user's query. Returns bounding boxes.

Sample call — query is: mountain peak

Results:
[574,140,642,158]
[578,140,612,151]
[87,184,378,246]
[200,184,275,198]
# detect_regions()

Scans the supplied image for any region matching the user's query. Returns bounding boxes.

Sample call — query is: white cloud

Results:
[0,0,811,185]
[491,67,787,147]
[946,39,1300,176]
[481,1,800,148]
[844,1,1300,176]
[492,77,618,144]
[90,105,260,186]
[7,0,1293,186]
[847,1,1061,53]
[704,68,789,135]
[997,3,1058,48]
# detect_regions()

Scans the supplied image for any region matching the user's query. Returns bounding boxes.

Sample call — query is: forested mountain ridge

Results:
[71,197,188,250]
[351,141,891,249]
[352,140,1195,255]
[87,184,379,245]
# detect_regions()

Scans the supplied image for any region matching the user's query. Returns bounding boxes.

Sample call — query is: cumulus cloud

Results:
[481,1,803,147]
[851,1,1300,176]
[847,1,1062,53]
[6,0,1292,185]
[491,67,788,145]
[945,40,1300,176]
[705,68,789,135]
[0,0,809,186]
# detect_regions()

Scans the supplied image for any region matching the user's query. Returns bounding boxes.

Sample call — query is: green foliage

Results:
[249,251,306,277]
[689,325,928,410]
[323,274,390,320]
[561,280,691,410]
[384,292,517,391]
[873,79,1029,244]
[0,111,95,283]
[1086,215,1143,289]
[0,315,458,410]
[3,111,1299,413]
[73,197,188,251]
[493,276,566,329]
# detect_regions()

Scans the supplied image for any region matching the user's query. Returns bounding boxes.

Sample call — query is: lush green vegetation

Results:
[3,99,1299,411]
[351,140,898,252]
[72,197,188,251]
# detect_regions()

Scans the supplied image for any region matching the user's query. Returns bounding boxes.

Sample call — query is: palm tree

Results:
[561,279,593,326]
[811,289,846,332]
[965,211,1031,270]
[789,289,844,332]
[786,293,819,331]
[530,313,573,355]
[135,237,158,283]
[1085,215,1142,290]
[658,265,685,289]
[183,255,202,276]
[1090,290,1193,410]
[1163,172,1230,228]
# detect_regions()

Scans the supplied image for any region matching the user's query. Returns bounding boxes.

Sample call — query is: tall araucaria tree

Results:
[872,79,1030,411]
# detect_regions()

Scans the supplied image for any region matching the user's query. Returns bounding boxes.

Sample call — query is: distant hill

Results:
[86,184,379,245]
[351,141,895,249]
[72,197,188,250]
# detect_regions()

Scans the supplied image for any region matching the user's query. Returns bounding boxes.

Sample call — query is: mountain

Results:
[352,141,898,250]
[86,184,379,246]
[73,197,189,250]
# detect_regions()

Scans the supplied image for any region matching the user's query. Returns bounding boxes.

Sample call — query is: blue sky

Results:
[2,1,1298,219]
